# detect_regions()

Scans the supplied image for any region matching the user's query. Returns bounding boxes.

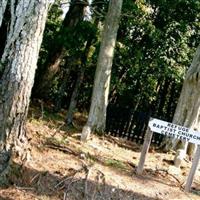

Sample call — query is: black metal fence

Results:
[105,104,164,145]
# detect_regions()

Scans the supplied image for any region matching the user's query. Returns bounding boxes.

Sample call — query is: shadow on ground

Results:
[0,162,164,200]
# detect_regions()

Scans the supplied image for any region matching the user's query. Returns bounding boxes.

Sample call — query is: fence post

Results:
[185,145,200,192]
[136,126,153,175]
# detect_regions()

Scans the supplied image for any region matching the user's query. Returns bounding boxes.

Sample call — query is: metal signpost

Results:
[137,117,200,192]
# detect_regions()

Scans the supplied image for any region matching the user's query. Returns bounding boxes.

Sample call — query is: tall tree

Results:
[35,0,88,98]
[66,17,99,125]
[0,0,49,182]
[81,0,123,141]
[163,45,200,167]
[66,39,92,125]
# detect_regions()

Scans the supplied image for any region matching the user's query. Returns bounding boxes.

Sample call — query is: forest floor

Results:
[0,103,200,200]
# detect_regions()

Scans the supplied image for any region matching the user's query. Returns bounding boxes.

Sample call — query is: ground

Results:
[0,104,200,200]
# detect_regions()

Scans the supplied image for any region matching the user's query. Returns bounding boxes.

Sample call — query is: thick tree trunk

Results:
[0,0,7,27]
[0,0,9,59]
[36,47,66,98]
[0,0,48,181]
[81,0,123,141]
[163,45,200,167]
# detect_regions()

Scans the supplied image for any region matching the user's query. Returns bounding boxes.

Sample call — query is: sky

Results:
[61,0,92,19]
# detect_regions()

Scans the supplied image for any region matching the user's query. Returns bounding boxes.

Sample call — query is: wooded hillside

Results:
[0,0,200,199]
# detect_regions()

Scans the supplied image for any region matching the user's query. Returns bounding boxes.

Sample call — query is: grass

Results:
[45,137,69,146]
[43,110,64,122]
[104,158,128,170]
[86,152,128,171]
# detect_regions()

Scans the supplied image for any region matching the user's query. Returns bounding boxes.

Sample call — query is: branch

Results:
[45,143,79,156]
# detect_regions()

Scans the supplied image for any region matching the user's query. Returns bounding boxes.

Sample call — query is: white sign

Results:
[149,118,200,145]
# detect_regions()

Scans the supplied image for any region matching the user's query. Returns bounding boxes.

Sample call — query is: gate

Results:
[105,104,164,145]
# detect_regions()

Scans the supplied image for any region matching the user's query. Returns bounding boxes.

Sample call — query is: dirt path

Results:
[0,108,200,200]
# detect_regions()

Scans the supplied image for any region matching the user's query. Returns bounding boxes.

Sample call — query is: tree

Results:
[35,0,88,98]
[110,0,199,113]
[0,0,49,182]
[32,0,63,97]
[81,0,123,141]
[66,37,93,125]
[163,45,200,167]
[66,17,99,125]
[0,0,8,27]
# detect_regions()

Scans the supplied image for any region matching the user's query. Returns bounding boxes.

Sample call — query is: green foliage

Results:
[45,137,69,146]
[37,0,63,67]
[58,20,98,51]
[34,0,200,121]
[104,158,127,170]
[110,0,200,118]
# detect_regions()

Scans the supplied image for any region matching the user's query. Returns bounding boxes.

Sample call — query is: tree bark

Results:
[157,79,171,117]
[81,0,123,141]
[35,0,88,98]
[109,65,129,104]
[66,32,96,125]
[166,81,176,121]
[0,0,8,27]
[163,45,200,167]
[54,65,72,112]
[0,0,49,181]
[66,68,85,125]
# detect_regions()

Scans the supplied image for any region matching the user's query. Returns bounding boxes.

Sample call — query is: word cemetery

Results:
[149,118,200,145]
[137,117,200,193]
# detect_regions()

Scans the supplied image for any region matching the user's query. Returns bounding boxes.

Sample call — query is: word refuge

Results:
[149,118,200,145]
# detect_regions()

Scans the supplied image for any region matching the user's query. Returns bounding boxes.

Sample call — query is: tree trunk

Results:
[54,66,72,112]
[66,32,95,125]
[36,47,66,98]
[163,45,200,167]
[109,66,129,104]
[35,0,88,98]
[81,0,123,141]
[0,0,49,182]
[0,0,8,27]
[157,79,171,117]
[66,68,85,125]
[166,81,176,121]
[0,1,9,59]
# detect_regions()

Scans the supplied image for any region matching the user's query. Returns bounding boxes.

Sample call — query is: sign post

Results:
[185,145,200,192]
[137,117,200,192]
[136,127,153,175]
[148,118,200,145]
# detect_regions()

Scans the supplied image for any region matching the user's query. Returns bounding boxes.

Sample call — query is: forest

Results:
[0,0,200,199]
